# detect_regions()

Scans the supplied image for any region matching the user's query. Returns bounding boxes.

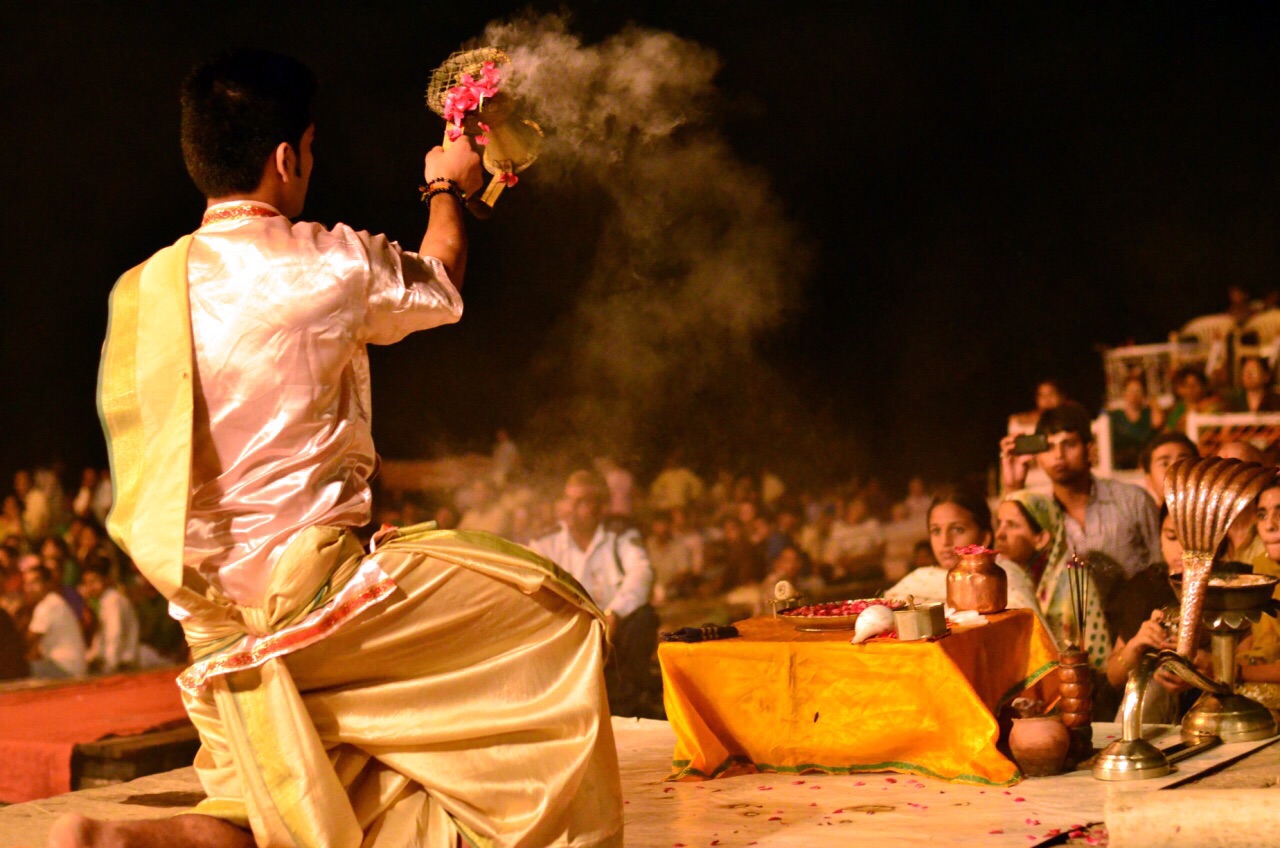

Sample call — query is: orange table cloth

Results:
[659,609,1058,786]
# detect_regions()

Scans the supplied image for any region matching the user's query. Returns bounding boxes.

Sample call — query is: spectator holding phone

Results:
[1001,402,1161,591]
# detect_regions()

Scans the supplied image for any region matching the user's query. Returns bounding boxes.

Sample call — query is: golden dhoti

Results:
[183,527,623,848]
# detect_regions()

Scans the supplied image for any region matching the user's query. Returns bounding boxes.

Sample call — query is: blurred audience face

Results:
[1036,381,1064,412]
[928,503,988,571]
[78,524,103,552]
[844,497,869,526]
[39,538,66,574]
[994,501,1048,567]
[650,514,672,542]
[749,516,771,544]
[721,517,744,545]
[1256,487,1280,559]
[13,471,32,499]
[22,568,50,604]
[736,500,759,526]
[1242,358,1273,392]
[776,508,800,535]
[563,477,604,537]
[1122,378,1146,410]
[907,476,927,498]
[1147,440,1197,498]
[1,495,19,522]
[66,516,86,542]
[771,547,803,580]
[79,570,107,601]
[1176,371,1208,404]
[1036,431,1090,485]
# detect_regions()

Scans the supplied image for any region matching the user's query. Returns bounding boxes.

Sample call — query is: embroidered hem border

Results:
[665,755,1024,787]
[177,578,396,696]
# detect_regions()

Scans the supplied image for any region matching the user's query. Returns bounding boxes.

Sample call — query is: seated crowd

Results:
[0,466,185,682]
[11,350,1280,724]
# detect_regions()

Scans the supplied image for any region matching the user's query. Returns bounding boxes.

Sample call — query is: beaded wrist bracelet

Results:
[422,186,465,205]
[419,178,466,204]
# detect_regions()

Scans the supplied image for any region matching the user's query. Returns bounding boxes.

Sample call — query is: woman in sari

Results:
[998,490,1110,671]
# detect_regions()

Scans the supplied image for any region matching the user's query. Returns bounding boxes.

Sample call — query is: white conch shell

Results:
[774,580,797,601]
[850,604,896,644]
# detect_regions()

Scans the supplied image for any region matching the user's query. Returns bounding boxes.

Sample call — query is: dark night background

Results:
[4,2,1280,491]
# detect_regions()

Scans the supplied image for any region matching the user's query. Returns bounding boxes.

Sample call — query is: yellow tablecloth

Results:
[659,608,1058,786]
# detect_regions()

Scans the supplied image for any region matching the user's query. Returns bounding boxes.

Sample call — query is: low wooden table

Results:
[659,609,1059,786]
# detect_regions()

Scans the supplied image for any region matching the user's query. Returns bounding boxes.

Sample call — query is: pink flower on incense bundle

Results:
[497,172,519,187]
[441,61,503,133]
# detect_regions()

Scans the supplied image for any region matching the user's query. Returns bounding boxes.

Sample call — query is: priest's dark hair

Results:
[180,49,316,198]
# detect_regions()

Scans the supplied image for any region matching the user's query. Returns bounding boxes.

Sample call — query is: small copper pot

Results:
[946,548,1008,614]
[1009,716,1070,777]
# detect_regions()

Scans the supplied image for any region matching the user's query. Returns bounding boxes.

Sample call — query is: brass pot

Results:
[946,548,1008,614]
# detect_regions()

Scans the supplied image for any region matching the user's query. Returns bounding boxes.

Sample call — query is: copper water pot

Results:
[946,546,1008,614]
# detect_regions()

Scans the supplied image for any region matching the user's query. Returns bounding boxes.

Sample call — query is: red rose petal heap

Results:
[780,598,905,618]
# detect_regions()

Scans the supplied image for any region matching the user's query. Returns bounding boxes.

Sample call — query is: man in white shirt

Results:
[24,565,87,678]
[531,470,659,716]
[1003,403,1161,593]
[80,562,141,674]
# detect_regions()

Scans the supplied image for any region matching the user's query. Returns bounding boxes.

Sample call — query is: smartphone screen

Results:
[1013,433,1050,455]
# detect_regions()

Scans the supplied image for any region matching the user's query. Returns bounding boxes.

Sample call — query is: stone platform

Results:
[2,720,1277,847]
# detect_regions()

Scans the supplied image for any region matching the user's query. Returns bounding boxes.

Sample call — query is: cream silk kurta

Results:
[97,203,623,848]
[184,202,462,608]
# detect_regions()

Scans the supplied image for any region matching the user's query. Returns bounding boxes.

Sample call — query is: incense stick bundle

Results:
[1066,555,1089,649]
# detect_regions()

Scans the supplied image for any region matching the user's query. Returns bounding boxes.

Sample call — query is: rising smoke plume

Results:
[478,15,817,468]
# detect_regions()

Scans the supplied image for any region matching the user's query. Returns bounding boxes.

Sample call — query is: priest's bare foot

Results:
[47,812,255,848]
